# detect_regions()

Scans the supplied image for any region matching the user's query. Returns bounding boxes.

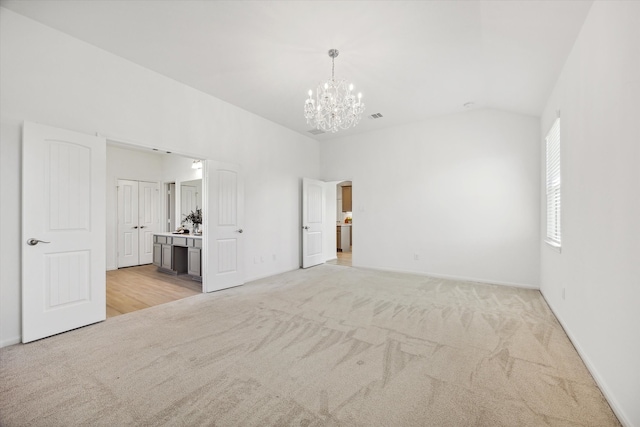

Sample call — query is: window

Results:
[545,118,561,247]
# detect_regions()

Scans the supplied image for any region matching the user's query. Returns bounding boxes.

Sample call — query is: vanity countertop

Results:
[154,232,203,239]
[337,224,352,227]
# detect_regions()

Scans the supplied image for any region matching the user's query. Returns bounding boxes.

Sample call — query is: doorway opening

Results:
[328,180,352,267]
[107,140,207,318]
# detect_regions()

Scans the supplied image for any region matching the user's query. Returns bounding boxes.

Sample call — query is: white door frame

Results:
[324,179,354,265]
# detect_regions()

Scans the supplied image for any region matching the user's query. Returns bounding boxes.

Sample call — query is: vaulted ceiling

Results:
[1,0,593,140]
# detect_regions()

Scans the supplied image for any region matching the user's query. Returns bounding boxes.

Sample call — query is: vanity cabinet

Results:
[153,243,162,267]
[342,186,352,212]
[188,248,201,276]
[153,234,202,280]
[161,244,173,270]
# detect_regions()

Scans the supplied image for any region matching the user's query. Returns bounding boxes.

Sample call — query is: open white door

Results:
[302,177,325,268]
[204,160,244,292]
[22,122,106,343]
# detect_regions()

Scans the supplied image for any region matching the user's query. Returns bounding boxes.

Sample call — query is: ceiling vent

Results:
[368,113,383,119]
[308,129,325,135]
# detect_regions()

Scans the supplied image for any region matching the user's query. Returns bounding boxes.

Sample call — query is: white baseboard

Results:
[540,291,631,427]
[244,267,300,284]
[355,265,539,290]
[0,336,21,348]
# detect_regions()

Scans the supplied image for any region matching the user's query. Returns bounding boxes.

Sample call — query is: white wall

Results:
[320,109,540,287]
[0,119,21,348]
[539,2,640,426]
[0,9,319,346]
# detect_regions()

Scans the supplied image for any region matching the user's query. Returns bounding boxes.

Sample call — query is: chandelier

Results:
[304,49,365,133]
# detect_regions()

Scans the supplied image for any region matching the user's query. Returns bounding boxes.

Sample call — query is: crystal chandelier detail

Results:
[304,49,365,133]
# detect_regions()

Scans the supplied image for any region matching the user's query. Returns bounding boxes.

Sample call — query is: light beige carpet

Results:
[0,265,619,426]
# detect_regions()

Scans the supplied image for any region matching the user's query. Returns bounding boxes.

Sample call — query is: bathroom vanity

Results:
[152,233,202,280]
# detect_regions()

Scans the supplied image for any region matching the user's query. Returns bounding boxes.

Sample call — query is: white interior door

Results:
[22,121,106,343]
[205,161,244,292]
[118,180,159,267]
[117,179,139,268]
[302,177,325,268]
[138,181,159,264]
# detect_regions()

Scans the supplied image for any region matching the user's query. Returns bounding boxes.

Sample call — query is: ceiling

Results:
[1,0,593,140]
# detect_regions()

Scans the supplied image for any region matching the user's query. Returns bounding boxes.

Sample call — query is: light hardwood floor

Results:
[106,264,201,318]
[326,249,352,267]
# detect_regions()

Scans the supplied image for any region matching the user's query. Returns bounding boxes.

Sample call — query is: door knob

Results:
[140,226,146,229]
[303,226,310,230]
[132,226,139,229]
[27,238,50,246]
[236,229,243,233]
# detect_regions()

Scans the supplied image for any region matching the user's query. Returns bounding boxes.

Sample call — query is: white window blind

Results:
[545,118,561,246]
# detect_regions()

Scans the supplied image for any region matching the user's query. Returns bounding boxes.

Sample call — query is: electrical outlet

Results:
[272,254,276,261]
[253,256,258,264]
[562,288,566,300]
[260,255,264,263]
[414,254,419,261]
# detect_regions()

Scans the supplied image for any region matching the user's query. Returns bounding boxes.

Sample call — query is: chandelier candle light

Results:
[304,49,365,133]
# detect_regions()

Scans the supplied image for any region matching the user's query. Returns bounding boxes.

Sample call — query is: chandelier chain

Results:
[331,56,335,80]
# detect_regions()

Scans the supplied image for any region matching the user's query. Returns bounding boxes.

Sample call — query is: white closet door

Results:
[138,181,159,264]
[118,180,159,267]
[22,121,106,343]
[117,179,140,268]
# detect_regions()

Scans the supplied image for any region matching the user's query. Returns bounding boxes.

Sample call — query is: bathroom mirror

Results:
[181,179,202,226]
